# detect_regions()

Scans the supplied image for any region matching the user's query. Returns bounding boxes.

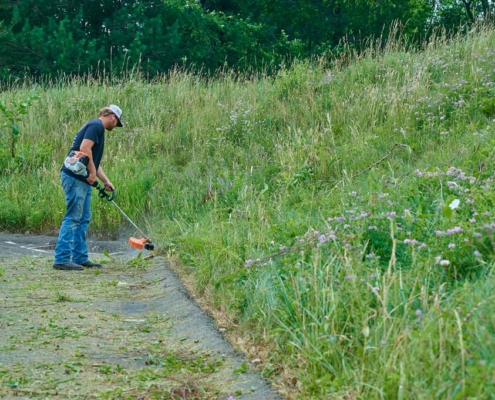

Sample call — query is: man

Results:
[53,105,124,271]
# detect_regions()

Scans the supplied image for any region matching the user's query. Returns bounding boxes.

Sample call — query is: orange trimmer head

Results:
[129,237,154,251]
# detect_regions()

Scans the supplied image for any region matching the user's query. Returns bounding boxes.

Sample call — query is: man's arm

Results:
[96,166,115,191]
[80,139,97,185]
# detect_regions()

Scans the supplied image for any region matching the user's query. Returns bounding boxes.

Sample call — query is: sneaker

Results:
[53,262,84,271]
[80,260,102,268]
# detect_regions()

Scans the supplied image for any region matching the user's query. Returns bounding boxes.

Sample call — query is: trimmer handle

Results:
[92,181,115,201]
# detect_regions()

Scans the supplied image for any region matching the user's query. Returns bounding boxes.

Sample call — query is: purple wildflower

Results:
[318,235,330,244]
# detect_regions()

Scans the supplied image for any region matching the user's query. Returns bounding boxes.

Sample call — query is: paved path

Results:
[0,233,125,258]
[0,234,282,400]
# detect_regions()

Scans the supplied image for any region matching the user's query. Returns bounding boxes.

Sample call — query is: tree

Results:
[0,0,491,81]
[433,0,494,28]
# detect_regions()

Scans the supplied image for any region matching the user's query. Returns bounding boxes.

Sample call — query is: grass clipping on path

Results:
[0,256,234,399]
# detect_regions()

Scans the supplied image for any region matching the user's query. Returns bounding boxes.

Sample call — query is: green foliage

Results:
[2,0,489,81]
[433,0,492,26]
[480,97,495,116]
[0,196,26,229]
[0,94,40,158]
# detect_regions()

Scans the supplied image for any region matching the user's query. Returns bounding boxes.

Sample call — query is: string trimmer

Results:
[92,182,155,251]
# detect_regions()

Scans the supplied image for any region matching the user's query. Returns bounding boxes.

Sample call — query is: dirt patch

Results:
[0,234,282,400]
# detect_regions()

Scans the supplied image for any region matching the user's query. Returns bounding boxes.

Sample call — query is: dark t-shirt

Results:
[61,119,105,184]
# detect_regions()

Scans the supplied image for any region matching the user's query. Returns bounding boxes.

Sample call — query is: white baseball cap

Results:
[108,104,123,127]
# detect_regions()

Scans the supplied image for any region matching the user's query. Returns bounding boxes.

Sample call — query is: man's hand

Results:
[87,173,97,185]
[104,181,115,191]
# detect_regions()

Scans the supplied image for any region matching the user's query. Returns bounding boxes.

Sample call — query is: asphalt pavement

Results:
[0,233,283,400]
[0,233,127,258]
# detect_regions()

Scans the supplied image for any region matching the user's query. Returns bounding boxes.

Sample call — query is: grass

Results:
[2,23,495,398]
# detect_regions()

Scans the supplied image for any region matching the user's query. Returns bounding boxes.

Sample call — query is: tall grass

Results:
[2,24,495,398]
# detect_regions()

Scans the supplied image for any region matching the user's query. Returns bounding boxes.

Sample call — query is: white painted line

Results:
[18,245,53,254]
[4,241,53,254]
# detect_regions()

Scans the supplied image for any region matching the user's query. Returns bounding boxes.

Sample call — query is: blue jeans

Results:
[54,172,92,264]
